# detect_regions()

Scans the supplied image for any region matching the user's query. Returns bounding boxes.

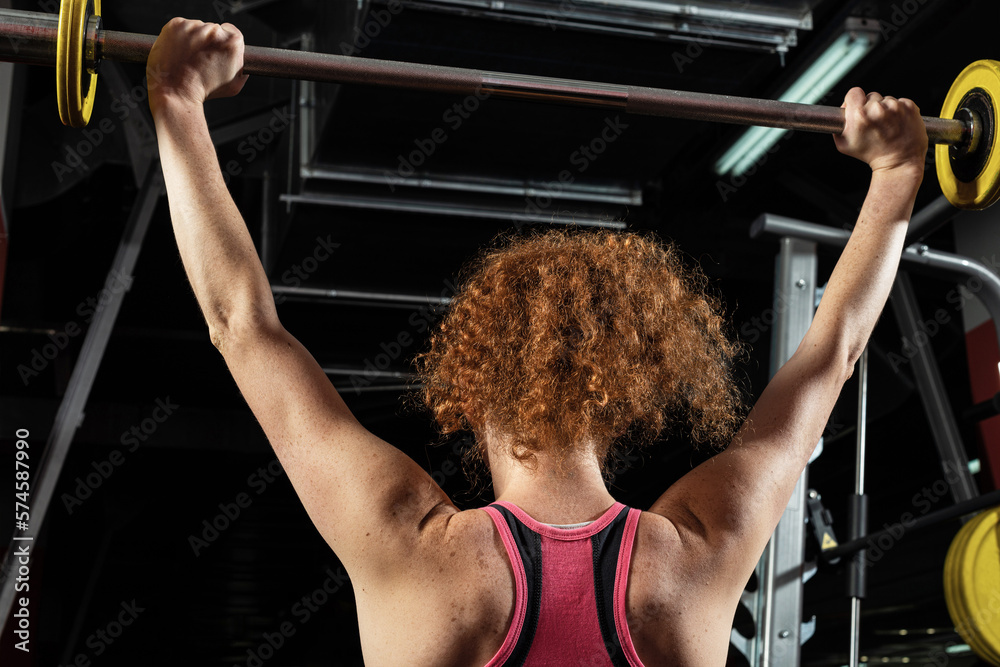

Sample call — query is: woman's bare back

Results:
[350,505,739,667]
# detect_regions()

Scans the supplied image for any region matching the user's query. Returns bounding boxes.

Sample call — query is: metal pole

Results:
[753,237,819,667]
[889,272,979,504]
[261,170,273,276]
[0,9,973,146]
[855,349,868,500]
[847,348,869,667]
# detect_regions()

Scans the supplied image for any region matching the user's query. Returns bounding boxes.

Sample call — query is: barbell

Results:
[0,0,998,210]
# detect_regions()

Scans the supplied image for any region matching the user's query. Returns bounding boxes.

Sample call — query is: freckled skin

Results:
[358,506,739,666]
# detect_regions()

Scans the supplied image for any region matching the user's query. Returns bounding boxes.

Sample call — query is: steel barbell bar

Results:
[0,4,971,141]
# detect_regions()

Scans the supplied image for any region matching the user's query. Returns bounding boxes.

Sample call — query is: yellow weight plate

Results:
[946,513,982,660]
[956,512,1000,667]
[57,0,100,127]
[69,0,100,127]
[55,0,75,126]
[936,60,1000,210]
[945,508,1000,666]
[944,512,991,663]
[957,508,1000,664]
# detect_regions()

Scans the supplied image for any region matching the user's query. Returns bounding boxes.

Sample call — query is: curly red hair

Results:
[415,228,745,479]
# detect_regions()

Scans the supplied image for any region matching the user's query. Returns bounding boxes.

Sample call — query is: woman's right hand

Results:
[834,86,928,178]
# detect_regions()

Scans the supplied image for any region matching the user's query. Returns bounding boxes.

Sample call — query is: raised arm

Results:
[148,19,455,578]
[650,88,928,591]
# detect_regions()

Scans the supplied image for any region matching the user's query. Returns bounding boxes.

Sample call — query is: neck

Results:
[485,432,616,525]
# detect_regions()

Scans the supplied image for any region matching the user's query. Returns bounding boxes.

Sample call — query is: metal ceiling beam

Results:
[323,365,416,381]
[333,383,419,394]
[382,0,808,52]
[302,164,642,206]
[272,284,453,307]
[280,191,628,229]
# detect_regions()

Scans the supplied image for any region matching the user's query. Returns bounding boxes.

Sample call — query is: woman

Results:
[148,18,928,667]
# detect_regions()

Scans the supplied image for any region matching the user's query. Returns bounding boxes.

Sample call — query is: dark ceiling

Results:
[1,0,998,665]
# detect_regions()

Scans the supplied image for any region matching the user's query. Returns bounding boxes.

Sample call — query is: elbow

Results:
[206,298,280,354]
[842,335,875,383]
[208,324,230,353]
[826,336,859,386]
[838,340,866,386]
[841,361,855,383]
[799,329,858,386]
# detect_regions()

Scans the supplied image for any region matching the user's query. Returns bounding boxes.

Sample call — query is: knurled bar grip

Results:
[102,31,969,146]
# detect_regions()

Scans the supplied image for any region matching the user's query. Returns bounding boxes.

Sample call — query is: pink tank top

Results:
[480,501,646,667]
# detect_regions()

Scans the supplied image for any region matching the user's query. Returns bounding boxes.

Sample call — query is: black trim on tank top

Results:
[592,506,632,667]
[488,504,543,667]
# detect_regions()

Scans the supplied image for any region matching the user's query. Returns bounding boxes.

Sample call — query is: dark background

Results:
[0,0,997,665]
